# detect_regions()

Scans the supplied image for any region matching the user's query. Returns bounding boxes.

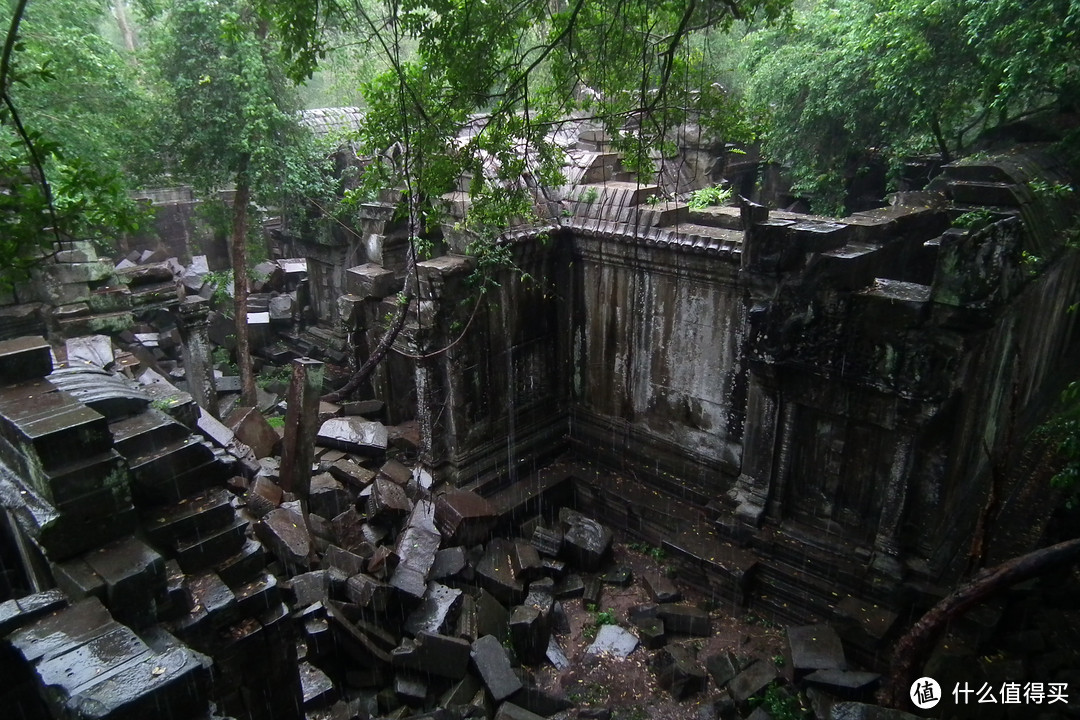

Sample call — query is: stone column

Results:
[729,365,781,529]
[279,358,324,498]
[871,432,914,579]
[174,296,219,419]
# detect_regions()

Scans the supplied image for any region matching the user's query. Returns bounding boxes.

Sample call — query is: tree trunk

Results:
[232,158,258,407]
[880,537,1080,709]
[110,1,137,54]
[322,240,417,403]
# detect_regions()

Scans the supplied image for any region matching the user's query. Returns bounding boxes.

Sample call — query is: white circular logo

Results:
[910,677,942,709]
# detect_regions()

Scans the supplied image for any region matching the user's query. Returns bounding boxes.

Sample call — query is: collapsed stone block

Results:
[471,634,523,702]
[476,538,525,606]
[389,500,441,598]
[560,510,612,571]
[225,405,279,459]
[729,659,780,703]
[392,631,471,679]
[404,581,463,636]
[658,603,711,636]
[509,605,548,666]
[309,472,352,519]
[317,417,388,455]
[652,644,706,700]
[434,490,497,547]
[255,508,311,569]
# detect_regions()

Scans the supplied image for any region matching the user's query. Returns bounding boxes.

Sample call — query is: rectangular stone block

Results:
[0,336,52,383]
[346,263,400,299]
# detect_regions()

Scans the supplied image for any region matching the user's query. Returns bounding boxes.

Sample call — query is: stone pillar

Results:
[175,296,219,419]
[279,358,324,498]
[871,432,914,579]
[729,365,781,529]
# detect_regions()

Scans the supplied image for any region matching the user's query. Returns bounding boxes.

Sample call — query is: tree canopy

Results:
[0,0,152,284]
[742,0,1080,214]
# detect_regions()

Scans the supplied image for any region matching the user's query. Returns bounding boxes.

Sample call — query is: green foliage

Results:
[211,346,237,373]
[749,683,807,720]
[258,0,793,262]
[205,270,234,309]
[257,364,292,390]
[687,184,733,210]
[0,0,154,285]
[595,607,617,626]
[1028,179,1074,201]
[953,210,995,231]
[742,0,1080,214]
[628,541,666,561]
[1046,381,1080,509]
[578,187,599,204]
[265,415,286,429]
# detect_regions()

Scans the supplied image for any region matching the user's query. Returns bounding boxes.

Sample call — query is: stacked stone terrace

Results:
[0,336,299,720]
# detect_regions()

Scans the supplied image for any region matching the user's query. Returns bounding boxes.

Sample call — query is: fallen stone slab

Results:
[225,405,279,459]
[560,509,612,571]
[390,500,441,598]
[392,631,471,679]
[476,538,525,606]
[309,472,352,519]
[514,540,544,583]
[65,335,114,368]
[435,490,497,546]
[509,605,549,666]
[317,417,388,455]
[658,604,711,636]
[255,508,311,569]
[804,669,882,694]
[586,624,638,657]
[554,574,584,599]
[395,673,427,706]
[430,546,467,580]
[331,508,374,556]
[324,544,367,577]
[327,458,376,489]
[642,573,681,603]
[346,573,392,612]
[300,660,336,710]
[325,600,392,667]
[530,526,562,557]
[471,634,523,702]
[652,644,707,700]
[475,589,510,642]
[632,615,666,649]
[368,477,412,521]
[546,637,570,670]
[404,581,463,636]
[729,659,779,703]
[705,651,740,688]
[379,458,412,486]
[286,570,328,607]
[788,624,847,672]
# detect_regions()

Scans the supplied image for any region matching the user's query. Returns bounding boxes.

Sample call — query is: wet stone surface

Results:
[788,623,848,672]
[316,417,388,455]
[471,634,523,702]
[586,623,638,657]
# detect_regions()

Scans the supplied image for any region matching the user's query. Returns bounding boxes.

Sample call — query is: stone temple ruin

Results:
[0,114,1078,720]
